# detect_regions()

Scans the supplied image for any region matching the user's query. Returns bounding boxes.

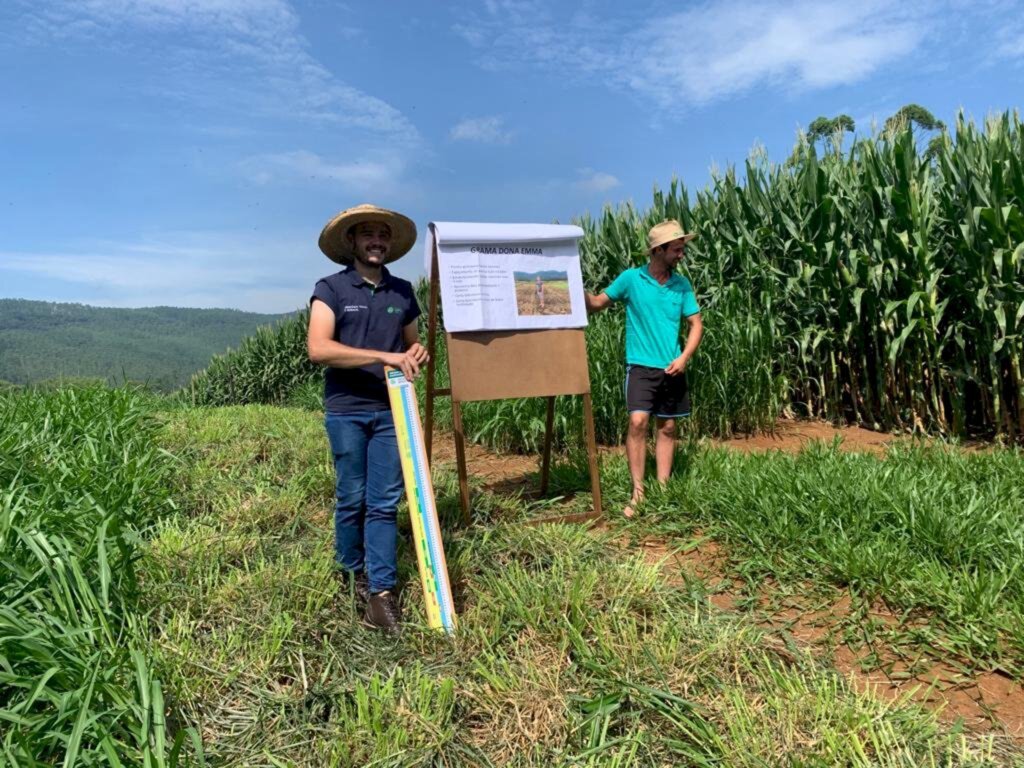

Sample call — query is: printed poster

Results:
[424,222,588,333]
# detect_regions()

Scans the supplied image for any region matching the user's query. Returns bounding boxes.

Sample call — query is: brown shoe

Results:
[337,570,370,604]
[365,590,402,633]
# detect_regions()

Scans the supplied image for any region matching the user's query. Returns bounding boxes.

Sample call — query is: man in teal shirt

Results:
[585,220,704,517]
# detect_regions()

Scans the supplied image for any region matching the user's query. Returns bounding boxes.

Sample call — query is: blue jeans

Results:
[324,410,404,593]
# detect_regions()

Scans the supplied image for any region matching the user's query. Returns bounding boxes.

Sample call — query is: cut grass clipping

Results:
[143,404,1014,766]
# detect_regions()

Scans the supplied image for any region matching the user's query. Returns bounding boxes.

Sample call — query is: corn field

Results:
[183,313,318,407]
[186,111,1024,447]
[581,110,1024,441]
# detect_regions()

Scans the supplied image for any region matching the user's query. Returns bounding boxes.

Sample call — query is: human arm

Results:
[402,320,430,368]
[665,313,703,376]
[585,292,613,314]
[306,299,426,380]
[588,270,630,314]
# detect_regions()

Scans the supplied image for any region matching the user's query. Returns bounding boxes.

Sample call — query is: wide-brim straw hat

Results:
[318,204,417,265]
[648,219,697,251]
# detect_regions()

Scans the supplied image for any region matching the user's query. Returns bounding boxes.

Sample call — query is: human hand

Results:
[664,356,687,376]
[406,342,430,367]
[384,350,422,381]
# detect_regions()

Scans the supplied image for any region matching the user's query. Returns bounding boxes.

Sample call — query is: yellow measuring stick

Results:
[385,367,456,633]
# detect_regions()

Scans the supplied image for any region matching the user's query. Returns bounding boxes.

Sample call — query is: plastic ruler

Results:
[385,367,457,633]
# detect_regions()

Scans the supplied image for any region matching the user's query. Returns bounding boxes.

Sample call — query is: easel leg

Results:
[540,396,555,496]
[583,393,602,518]
[451,400,471,525]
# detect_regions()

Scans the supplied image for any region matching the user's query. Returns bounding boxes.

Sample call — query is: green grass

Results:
[0,384,198,765]
[615,440,1024,677]
[8,387,1022,763]
[142,404,1015,766]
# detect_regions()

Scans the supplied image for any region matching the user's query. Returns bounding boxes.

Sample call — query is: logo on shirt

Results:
[387,306,400,314]
[343,305,367,312]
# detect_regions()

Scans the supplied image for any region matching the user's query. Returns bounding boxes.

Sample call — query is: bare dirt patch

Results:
[430,432,539,493]
[433,418,915,486]
[514,279,572,317]
[717,420,900,455]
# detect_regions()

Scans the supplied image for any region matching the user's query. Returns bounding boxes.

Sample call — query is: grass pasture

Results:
[139,404,1019,765]
[5,110,1024,764]
[3,390,1023,763]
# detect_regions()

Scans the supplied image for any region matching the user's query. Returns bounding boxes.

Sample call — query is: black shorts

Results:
[625,364,691,418]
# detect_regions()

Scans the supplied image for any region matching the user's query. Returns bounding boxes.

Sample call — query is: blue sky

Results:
[1,0,1021,312]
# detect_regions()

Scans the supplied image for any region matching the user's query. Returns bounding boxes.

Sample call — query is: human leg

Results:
[654,417,677,483]
[364,410,404,594]
[625,410,649,516]
[654,371,691,482]
[324,412,370,576]
[624,365,662,517]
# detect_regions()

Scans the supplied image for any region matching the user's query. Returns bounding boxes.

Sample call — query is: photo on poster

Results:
[513,270,571,316]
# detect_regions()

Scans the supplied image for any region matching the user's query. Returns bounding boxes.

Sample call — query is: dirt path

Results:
[431,418,904,488]
[429,419,1024,738]
[717,419,900,455]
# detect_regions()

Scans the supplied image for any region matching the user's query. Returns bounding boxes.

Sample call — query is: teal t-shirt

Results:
[604,266,701,368]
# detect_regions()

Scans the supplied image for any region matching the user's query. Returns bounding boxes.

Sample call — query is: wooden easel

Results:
[422,238,602,526]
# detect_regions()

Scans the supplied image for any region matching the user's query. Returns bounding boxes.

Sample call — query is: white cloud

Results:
[451,23,486,47]
[12,0,419,142]
[996,29,1024,58]
[449,116,513,144]
[240,150,405,194]
[626,1,925,107]
[453,0,934,110]
[573,168,619,194]
[0,231,330,312]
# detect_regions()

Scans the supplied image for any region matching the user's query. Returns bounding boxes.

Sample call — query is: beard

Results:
[354,248,387,266]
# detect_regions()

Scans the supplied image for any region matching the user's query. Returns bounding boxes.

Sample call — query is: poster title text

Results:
[468,246,544,254]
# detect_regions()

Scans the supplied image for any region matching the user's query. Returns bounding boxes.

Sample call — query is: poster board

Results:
[447,329,590,402]
[423,222,602,525]
[426,222,588,332]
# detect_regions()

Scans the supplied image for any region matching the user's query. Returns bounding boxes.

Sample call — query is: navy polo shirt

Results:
[310,266,421,413]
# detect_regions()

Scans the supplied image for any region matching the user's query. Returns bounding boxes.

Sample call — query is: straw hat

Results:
[648,220,696,251]
[318,204,417,265]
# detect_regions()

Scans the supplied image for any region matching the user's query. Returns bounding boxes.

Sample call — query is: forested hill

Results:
[0,299,293,390]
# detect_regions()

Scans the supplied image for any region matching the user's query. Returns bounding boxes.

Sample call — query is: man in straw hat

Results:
[585,220,704,518]
[307,203,428,632]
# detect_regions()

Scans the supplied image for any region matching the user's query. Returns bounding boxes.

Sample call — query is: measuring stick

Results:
[384,367,457,633]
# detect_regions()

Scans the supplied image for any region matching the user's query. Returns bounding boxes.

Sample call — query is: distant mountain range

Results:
[0,299,292,391]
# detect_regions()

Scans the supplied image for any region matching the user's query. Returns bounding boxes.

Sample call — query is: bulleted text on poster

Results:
[437,240,588,332]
